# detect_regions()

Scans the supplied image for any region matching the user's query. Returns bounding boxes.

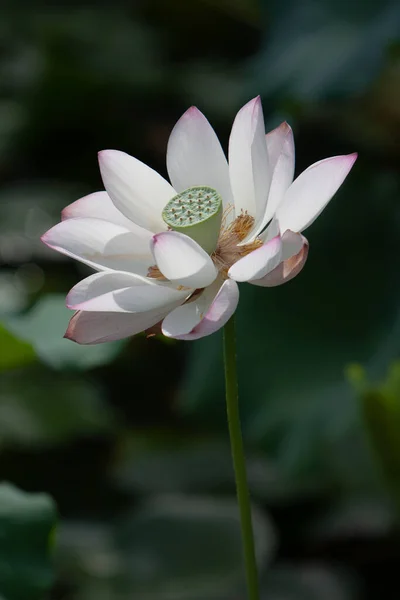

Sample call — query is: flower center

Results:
[211,211,262,277]
[162,186,222,254]
[148,193,262,282]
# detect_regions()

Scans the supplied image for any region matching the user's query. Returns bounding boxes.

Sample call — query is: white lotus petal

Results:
[229,96,271,223]
[162,278,239,340]
[261,122,295,226]
[261,217,280,242]
[228,235,282,282]
[265,122,292,171]
[66,271,189,312]
[151,231,218,288]
[98,150,175,232]
[61,191,136,229]
[65,307,175,344]
[280,229,304,260]
[251,233,309,287]
[167,106,234,215]
[41,217,153,275]
[276,153,357,233]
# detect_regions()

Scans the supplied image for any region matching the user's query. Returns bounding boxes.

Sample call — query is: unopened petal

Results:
[66,271,189,312]
[167,106,234,214]
[229,96,271,224]
[228,235,282,282]
[98,150,175,232]
[162,279,239,340]
[41,217,153,275]
[276,153,357,233]
[151,231,218,289]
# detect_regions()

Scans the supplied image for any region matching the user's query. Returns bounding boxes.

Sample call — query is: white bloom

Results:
[42,97,357,344]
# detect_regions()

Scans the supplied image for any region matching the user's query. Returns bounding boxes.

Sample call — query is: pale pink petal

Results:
[228,235,282,282]
[265,122,293,171]
[151,231,217,289]
[276,153,357,233]
[66,271,189,312]
[65,307,175,345]
[162,279,239,340]
[61,191,136,230]
[250,233,309,287]
[259,122,295,229]
[166,107,234,214]
[41,217,153,275]
[228,97,271,224]
[98,150,175,232]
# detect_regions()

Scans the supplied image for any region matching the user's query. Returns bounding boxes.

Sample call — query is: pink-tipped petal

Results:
[228,235,282,282]
[150,231,217,289]
[61,191,135,229]
[166,106,234,215]
[250,232,309,287]
[66,271,189,313]
[98,150,175,232]
[259,122,295,229]
[265,122,293,171]
[276,153,357,233]
[162,279,239,340]
[65,306,177,345]
[41,217,153,275]
[229,96,271,224]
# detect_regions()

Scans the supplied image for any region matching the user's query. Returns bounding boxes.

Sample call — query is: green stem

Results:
[223,316,260,600]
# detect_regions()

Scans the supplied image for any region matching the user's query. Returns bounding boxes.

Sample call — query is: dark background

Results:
[0,0,400,598]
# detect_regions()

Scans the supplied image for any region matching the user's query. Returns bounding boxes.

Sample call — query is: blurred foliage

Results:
[0,0,399,598]
[0,483,56,600]
[4,295,126,370]
[351,362,400,509]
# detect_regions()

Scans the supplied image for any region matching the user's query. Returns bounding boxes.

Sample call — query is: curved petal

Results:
[41,217,153,275]
[65,306,176,345]
[66,271,190,312]
[98,150,175,232]
[151,231,217,289]
[62,191,136,230]
[265,122,293,171]
[250,232,308,287]
[166,107,234,215]
[276,153,357,233]
[260,122,295,227]
[261,216,280,242]
[162,278,239,340]
[228,235,282,282]
[228,96,271,223]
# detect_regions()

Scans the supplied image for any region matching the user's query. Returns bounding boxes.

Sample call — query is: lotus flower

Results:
[42,97,356,344]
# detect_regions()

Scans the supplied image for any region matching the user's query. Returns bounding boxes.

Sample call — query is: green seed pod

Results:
[162,186,222,254]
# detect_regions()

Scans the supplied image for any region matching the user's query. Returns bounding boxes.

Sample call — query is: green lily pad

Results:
[0,483,57,600]
[0,325,36,371]
[0,369,113,447]
[5,295,125,371]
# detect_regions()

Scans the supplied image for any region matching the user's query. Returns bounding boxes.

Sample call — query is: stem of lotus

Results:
[223,316,260,600]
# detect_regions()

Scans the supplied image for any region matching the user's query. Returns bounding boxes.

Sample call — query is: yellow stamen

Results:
[147,265,166,280]
[211,209,262,277]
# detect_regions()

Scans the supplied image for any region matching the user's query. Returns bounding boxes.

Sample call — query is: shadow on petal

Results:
[250,236,309,287]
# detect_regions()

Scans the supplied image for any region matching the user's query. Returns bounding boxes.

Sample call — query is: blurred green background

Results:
[0,0,400,598]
